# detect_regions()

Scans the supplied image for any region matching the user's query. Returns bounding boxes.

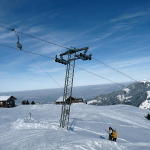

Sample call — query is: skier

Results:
[106,127,118,141]
[111,129,118,142]
[107,127,113,140]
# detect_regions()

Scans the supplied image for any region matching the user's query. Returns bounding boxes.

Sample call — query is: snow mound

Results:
[12,119,59,130]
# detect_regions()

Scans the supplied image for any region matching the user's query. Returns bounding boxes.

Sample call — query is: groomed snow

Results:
[0,104,150,150]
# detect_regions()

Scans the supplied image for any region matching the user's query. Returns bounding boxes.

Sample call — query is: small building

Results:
[56,96,83,104]
[0,96,17,108]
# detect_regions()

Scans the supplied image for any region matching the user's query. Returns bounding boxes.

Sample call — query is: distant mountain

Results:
[88,80,150,109]
[0,83,128,104]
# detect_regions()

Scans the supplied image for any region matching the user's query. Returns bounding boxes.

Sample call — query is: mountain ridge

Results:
[88,81,150,109]
[0,83,129,104]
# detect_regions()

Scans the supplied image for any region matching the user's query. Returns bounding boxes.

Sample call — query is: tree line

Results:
[22,100,36,105]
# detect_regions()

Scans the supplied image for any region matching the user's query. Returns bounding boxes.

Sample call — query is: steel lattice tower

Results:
[55,47,92,129]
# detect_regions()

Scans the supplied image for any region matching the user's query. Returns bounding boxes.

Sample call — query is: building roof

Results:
[56,96,63,102]
[0,96,16,101]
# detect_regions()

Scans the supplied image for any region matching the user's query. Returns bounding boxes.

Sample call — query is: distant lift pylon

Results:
[55,47,92,129]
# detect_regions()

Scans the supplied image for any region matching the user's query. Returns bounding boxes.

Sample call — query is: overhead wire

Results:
[37,64,63,89]
[0,42,125,88]
[0,23,139,82]
[16,30,138,83]
[0,43,63,88]
[0,24,70,49]
[0,23,138,86]
[0,43,53,59]
[18,31,70,49]
[76,66,125,88]
[93,58,138,82]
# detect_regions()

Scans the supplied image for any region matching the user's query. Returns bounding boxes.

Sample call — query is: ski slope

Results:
[0,104,150,150]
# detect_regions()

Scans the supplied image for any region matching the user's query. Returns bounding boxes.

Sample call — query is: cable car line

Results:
[0,43,63,88]
[76,66,125,88]
[0,42,126,88]
[37,65,63,89]
[0,23,138,84]
[0,43,54,59]
[93,58,138,82]
[0,24,70,50]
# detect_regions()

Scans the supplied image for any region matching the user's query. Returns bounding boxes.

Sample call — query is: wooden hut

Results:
[0,96,17,108]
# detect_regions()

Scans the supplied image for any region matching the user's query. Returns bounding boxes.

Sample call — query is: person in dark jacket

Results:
[108,127,113,140]
[106,127,118,141]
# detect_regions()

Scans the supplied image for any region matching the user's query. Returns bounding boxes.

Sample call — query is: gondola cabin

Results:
[0,96,17,108]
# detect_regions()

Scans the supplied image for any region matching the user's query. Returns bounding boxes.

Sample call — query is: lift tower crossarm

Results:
[55,47,92,129]
[60,47,88,56]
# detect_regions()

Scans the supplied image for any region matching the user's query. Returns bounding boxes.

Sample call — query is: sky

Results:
[0,0,150,92]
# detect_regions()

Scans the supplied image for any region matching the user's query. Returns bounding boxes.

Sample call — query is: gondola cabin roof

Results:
[0,96,17,102]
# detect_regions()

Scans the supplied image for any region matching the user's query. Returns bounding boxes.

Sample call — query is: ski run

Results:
[0,103,150,150]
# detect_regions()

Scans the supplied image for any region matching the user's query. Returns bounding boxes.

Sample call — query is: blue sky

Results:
[0,0,150,92]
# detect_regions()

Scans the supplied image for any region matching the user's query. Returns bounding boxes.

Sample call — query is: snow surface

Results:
[123,88,130,94]
[56,96,63,102]
[146,91,150,99]
[140,91,150,109]
[117,95,125,102]
[0,104,150,150]
[140,80,150,84]
[139,100,150,110]
[87,99,98,104]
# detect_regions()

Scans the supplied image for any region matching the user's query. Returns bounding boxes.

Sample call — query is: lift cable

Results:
[0,24,70,49]
[38,65,63,89]
[0,42,127,88]
[93,58,138,82]
[0,43,63,88]
[16,31,138,83]
[77,66,125,88]
[19,31,70,49]
[0,43,53,59]
[0,24,138,85]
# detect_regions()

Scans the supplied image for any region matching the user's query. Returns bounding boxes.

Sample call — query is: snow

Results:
[139,91,150,109]
[139,100,150,110]
[0,96,11,101]
[123,88,130,94]
[0,104,150,150]
[146,91,150,99]
[117,95,125,102]
[56,96,63,102]
[140,80,150,84]
[87,99,98,104]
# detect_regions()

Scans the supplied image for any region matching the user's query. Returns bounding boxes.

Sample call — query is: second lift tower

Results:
[55,47,92,129]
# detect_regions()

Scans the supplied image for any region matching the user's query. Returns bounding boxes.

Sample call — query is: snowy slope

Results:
[88,81,150,107]
[0,104,150,150]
